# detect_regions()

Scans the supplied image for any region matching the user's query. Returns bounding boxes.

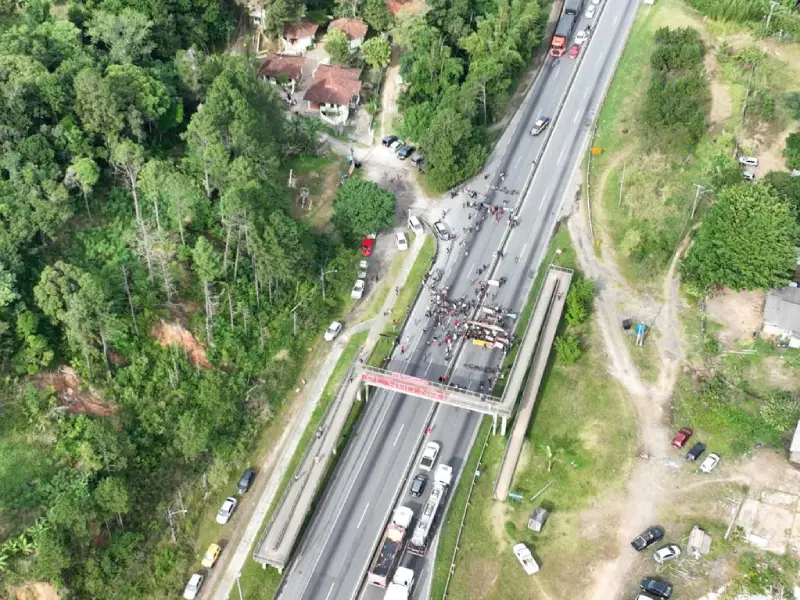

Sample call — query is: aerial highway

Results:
[277,0,641,598]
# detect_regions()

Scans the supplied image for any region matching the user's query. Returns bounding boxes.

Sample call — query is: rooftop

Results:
[763,286,800,337]
[284,19,319,39]
[329,18,368,40]
[304,64,362,106]
[257,54,306,81]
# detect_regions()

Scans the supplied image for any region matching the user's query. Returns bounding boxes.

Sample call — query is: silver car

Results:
[216,496,238,524]
[653,544,681,564]
[738,156,759,167]
[183,574,204,600]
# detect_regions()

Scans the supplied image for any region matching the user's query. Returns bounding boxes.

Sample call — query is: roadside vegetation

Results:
[432,229,636,599]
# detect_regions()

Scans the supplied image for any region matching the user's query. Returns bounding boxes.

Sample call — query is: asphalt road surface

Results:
[278,1,640,599]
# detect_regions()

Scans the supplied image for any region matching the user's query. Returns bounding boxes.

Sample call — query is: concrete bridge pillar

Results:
[501,416,507,436]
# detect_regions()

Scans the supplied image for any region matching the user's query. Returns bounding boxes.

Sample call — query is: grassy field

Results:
[432,228,636,600]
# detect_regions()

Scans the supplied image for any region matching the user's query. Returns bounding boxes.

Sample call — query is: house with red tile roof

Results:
[257,54,306,94]
[329,18,368,52]
[303,64,362,124]
[281,19,319,55]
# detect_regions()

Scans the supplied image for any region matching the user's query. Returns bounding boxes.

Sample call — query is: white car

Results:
[743,171,756,181]
[183,574,204,600]
[419,441,440,471]
[390,139,404,150]
[512,543,540,575]
[591,0,600,4]
[738,156,759,167]
[575,30,589,45]
[653,544,681,564]
[395,231,408,251]
[216,496,238,524]
[700,452,720,473]
[358,259,368,279]
[408,215,424,235]
[585,4,596,18]
[433,221,451,240]
[324,321,343,341]
[351,279,365,299]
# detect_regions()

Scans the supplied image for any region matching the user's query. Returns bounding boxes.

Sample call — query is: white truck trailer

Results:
[408,464,452,556]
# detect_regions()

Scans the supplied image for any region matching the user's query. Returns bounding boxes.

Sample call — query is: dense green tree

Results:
[706,152,742,189]
[786,91,800,120]
[325,28,351,65]
[784,131,800,170]
[363,0,393,31]
[87,9,155,64]
[681,184,797,290]
[764,170,800,218]
[94,477,130,526]
[361,36,391,69]
[333,177,396,240]
[555,334,581,365]
[65,157,101,217]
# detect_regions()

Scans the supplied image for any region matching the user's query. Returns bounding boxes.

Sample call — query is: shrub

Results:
[564,277,595,326]
[555,334,582,365]
[784,131,800,170]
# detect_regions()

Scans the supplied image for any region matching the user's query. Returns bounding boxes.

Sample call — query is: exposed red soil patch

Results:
[152,320,212,369]
[30,366,116,417]
[12,582,60,600]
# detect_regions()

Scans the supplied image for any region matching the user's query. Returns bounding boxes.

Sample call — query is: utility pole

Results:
[236,572,244,600]
[165,492,187,543]
[691,184,713,219]
[320,267,338,300]
[766,0,779,32]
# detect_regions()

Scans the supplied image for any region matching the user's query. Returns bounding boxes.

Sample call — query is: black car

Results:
[640,577,672,598]
[397,145,415,160]
[686,442,706,461]
[631,526,664,551]
[237,468,255,493]
[410,474,428,497]
[410,155,424,166]
[382,135,398,147]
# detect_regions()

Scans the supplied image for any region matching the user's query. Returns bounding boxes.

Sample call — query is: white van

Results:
[408,215,424,235]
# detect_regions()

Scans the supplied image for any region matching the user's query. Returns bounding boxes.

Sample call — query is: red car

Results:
[568,44,581,59]
[361,238,374,257]
[671,427,693,449]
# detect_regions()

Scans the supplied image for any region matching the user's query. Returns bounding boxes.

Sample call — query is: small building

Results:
[257,54,306,95]
[527,507,548,533]
[303,64,362,125]
[762,286,800,348]
[282,19,319,55]
[687,525,712,558]
[328,18,369,52]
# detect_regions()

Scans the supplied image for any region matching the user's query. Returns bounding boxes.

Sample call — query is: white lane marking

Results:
[614,15,619,26]
[573,111,580,123]
[324,583,336,600]
[393,424,405,447]
[466,262,475,278]
[519,242,528,259]
[557,147,566,165]
[514,154,523,169]
[597,51,606,65]
[539,187,550,209]
[582,86,590,102]
[357,502,370,529]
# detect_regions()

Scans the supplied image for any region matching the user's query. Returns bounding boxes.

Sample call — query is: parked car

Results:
[419,441,440,471]
[585,4,596,18]
[216,497,238,524]
[397,145,415,160]
[575,29,589,44]
[381,135,397,147]
[358,259,368,279]
[433,221,452,240]
[640,577,672,598]
[738,156,759,167]
[653,544,681,564]
[512,543,540,575]
[635,596,657,600]
[324,321,343,342]
[237,468,255,493]
[743,170,756,181]
[568,44,581,58]
[700,453,720,473]
[351,279,365,300]
[410,155,424,166]
[361,237,374,257]
[591,0,601,4]
[201,543,221,568]
[410,473,428,497]
[530,116,551,136]
[686,442,706,461]
[395,231,408,251]
[183,574,204,600]
[390,139,405,150]
[408,215,424,235]
[671,427,693,449]
[631,526,665,551]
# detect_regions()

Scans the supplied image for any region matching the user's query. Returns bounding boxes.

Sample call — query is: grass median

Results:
[432,228,636,600]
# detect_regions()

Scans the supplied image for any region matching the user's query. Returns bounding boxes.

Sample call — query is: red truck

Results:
[366,506,414,587]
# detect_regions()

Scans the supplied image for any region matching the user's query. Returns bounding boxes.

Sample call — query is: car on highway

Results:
[324,321,343,341]
[396,231,408,251]
[738,156,759,167]
[408,215,424,235]
[351,279,365,299]
[700,452,720,473]
[201,543,221,568]
[237,468,255,493]
[419,441,440,471]
[409,473,428,497]
[530,116,551,136]
[381,135,397,147]
[183,574,204,599]
[640,577,672,598]
[575,29,589,45]
[216,497,238,524]
[653,544,681,564]
[686,442,706,461]
[671,427,692,449]
[568,43,581,58]
[631,526,664,551]
[397,145,415,160]
[433,221,453,240]
[585,4,596,17]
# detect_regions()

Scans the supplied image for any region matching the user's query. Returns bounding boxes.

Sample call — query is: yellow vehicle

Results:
[201,543,221,568]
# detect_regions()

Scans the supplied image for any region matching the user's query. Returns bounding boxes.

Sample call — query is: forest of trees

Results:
[0,0,367,597]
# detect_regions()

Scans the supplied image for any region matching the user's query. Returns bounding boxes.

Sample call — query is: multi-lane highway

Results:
[278,1,640,598]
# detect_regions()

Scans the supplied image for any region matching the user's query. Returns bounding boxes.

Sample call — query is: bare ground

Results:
[704,288,765,348]
[152,321,212,368]
[29,366,116,417]
[704,52,733,125]
[11,582,60,600]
